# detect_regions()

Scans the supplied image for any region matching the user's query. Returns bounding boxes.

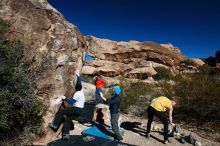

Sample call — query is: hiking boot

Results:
[114,135,123,141]
[145,133,150,138]
[184,135,195,144]
[70,121,74,130]
[62,134,70,140]
[48,123,57,131]
[120,128,125,136]
[164,139,171,144]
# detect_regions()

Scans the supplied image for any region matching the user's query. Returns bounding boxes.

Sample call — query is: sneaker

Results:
[120,128,125,136]
[164,139,171,144]
[70,122,74,130]
[62,134,70,140]
[48,123,57,131]
[114,135,123,141]
[185,135,195,144]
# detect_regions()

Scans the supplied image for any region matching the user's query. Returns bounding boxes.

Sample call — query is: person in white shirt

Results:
[49,70,85,140]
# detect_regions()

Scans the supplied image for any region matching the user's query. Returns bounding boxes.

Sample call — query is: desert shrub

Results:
[81,74,94,84]
[182,59,195,66]
[0,19,9,38]
[0,19,44,145]
[153,67,174,80]
[119,77,155,115]
[159,65,220,124]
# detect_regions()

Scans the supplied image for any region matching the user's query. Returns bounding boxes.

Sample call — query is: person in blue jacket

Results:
[100,85,123,141]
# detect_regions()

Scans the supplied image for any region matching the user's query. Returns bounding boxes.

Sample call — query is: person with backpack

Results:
[49,69,85,140]
[146,96,176,144]
[100,85,123,141]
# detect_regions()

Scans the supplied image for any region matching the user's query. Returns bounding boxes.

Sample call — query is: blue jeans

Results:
[95,88,105,104]
[52,107,82,134]
[111,113,123,139]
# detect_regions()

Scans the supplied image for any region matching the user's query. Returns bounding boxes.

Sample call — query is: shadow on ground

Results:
[121,121,146,136]
[121,121,169,144]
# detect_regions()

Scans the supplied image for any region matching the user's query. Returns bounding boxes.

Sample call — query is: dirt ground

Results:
[33,113,219,146]
[118,114,219,146]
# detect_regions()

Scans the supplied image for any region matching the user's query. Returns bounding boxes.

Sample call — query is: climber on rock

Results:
[94,74,108,104]
[49,69,85,140]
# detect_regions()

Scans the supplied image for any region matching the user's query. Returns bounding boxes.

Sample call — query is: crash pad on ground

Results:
[82,124,114,140]
[47,135,137,146]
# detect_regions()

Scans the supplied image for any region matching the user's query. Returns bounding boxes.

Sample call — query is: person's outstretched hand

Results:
[100,92,106,101]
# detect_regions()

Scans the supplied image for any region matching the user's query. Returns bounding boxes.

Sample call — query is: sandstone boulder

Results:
[0,0,86,127]
[85,36,186,79]
[82,66,96,75]
[191,58,205,67]
[127,67,157,78]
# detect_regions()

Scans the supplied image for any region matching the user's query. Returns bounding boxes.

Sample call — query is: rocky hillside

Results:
[83,36,205,82]
[82,36,204,83]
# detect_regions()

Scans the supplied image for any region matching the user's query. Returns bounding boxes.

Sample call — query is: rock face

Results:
[84,36,186,79]
[191,58,205,67]
[0,0,86,125]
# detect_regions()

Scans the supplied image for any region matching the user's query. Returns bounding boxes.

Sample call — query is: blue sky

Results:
[48,0,220,58]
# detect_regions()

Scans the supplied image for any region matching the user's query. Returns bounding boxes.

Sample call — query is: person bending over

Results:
[146,96,176,144]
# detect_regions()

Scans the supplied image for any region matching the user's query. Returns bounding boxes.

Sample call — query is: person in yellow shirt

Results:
[146,96,176,144]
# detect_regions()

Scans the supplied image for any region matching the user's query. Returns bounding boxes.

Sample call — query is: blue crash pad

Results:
[48,135,138,146]
[82,124,114,140]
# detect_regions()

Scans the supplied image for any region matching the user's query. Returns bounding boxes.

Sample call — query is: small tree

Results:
[153,67,174,80]
[0,18,44,145]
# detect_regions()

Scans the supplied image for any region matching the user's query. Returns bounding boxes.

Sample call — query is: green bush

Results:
[81,74,94,84]
[159,66,220,124]
[0,89,13,129]
[0,19,9,38]
[119,77,155,115]
[0,19,44,144]
[182,59,195,66]
[153,67,174,80]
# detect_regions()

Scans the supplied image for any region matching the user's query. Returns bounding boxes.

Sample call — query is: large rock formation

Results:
[0,0,86,125]
[84,36,187,79]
